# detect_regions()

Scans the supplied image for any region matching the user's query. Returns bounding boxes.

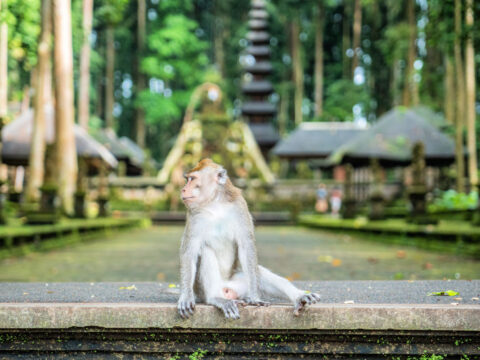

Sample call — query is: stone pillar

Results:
[27,145,60,224]
[117,160,126,177]
[97,163,109,218]
[0,119,6,224]
[407,142,436,224]
[74,158,87,218]
[368,159,385,220]
[342,163,356,219]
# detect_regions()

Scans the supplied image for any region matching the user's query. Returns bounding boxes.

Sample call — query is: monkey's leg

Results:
[198,248,242,319]
[258,265,321,316]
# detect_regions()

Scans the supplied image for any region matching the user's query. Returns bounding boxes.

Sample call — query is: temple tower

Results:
[241,0,279,157]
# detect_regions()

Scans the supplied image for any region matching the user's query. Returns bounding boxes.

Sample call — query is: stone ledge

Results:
[1,302,479,331]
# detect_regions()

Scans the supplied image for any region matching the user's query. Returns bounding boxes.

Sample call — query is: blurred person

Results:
[330,187,342,216]
[315,183,328,213]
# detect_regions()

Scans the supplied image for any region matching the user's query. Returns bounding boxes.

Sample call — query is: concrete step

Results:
[0,281,479,358]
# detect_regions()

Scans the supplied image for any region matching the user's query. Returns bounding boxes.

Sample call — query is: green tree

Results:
[97,0,129,129]
[320,79,371,122]
[0,0,7,120]
[139,0,208,159]
[4,0,40,102]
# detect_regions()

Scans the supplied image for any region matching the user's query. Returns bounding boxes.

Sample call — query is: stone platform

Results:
[0,281,479,359]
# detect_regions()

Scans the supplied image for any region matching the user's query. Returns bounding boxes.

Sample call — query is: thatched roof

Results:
[410,105,451,130]
[272,122,367,159]
[91,129,144,175]
[119,136,158,171]
[326,107,456,167]
[2,107,117,168]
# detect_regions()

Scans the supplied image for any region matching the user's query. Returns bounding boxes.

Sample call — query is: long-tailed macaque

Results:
[177,159,320,319]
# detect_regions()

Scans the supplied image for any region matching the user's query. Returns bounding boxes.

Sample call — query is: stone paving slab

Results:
[0,280,478,304]
[0,281,479,332]
[1,302,479,331]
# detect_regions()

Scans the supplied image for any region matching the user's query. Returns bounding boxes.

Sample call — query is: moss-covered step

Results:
[299,214,480,258]
[0,217,150,259]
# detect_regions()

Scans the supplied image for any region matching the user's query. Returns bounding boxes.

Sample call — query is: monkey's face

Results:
[181,169,217,208]
[181,160,229,208]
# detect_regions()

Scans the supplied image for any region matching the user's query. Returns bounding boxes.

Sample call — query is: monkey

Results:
[177,159,321,319]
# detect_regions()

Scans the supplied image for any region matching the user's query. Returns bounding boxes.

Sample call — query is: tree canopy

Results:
[2,0,480,165]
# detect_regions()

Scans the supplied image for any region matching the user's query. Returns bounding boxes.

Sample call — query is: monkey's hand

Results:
[242,296,270,307]
[177,295,196,319]
[209,298,242,319]
[293,292,321,316]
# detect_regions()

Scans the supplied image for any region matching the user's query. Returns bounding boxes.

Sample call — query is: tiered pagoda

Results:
[241,0,279,157]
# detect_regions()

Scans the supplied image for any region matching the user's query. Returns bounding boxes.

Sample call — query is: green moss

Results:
[109,198,171,212]
[0,217,149,260]
[300,215,480,258]
[39,184,58,192]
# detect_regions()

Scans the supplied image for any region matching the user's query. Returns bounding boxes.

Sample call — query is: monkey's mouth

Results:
[181,196,195,201]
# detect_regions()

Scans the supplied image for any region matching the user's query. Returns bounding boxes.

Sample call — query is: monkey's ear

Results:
[217,168,228,185]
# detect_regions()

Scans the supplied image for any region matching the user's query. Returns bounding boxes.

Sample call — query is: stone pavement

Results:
[0,280,478,305]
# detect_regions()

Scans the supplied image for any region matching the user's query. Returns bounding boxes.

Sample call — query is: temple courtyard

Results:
[1,225,479,282]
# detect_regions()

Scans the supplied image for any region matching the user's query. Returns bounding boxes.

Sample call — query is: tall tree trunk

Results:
[213,0,225,77]
[291,17,303,126]
[78,0,93,130]
[94,30,104,119]
[314,2,324,118]
[0,0,7,120]
[392,59,402,106]
[26,0,52,202]
[105,24,115,129]
[278,83,289,136]
[53,0,77,213]
[465,0,477,190]
[342,0,352,79]
[351,0,362,77]
[454,0,465,193]
[135,0,146,148]
[444,55,455,125]
[402,0,418,107]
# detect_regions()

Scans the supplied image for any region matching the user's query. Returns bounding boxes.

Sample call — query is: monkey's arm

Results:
[237,228,268,306]
[177,231,199,318]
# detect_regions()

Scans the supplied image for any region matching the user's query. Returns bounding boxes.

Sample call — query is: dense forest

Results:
[1,0,479,180]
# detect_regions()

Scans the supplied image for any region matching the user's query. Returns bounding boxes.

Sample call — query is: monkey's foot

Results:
[177,298,196,319]
[293,292,321,316]
[241,297,270,307]
[212,298,241,319]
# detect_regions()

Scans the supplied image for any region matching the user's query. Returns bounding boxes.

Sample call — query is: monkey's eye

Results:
[184,175,196,183]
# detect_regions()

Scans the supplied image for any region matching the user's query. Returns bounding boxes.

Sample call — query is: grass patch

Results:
[299,214,480,258]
